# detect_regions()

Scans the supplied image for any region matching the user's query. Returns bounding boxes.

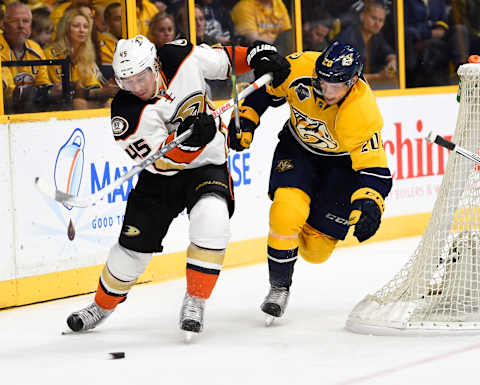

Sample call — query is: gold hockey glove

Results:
[228,106,259,151]
[349,188,384,242]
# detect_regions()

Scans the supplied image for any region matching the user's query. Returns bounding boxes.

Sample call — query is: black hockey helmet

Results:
[313,41,363,90]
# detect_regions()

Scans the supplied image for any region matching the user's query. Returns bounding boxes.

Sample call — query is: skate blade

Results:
[183,331,196,343]
[264,314,275,326]
[61,328,90,335]
[61,329,78,335]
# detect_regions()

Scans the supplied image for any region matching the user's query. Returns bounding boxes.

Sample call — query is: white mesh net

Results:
[346,64,480,335]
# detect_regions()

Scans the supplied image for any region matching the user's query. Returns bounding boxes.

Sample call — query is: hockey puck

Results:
[109,352,125,359]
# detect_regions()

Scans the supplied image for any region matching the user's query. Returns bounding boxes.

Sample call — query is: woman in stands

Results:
[44,8,118,109]
[148,12,176,47]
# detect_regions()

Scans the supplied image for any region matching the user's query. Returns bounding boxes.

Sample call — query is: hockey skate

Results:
[261,286,290,326]
[66,302,113,332]
[179,293,205,342]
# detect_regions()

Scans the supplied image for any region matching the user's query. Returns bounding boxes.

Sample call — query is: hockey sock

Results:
[186,243,225,299]
[267,246,298,289]
[94,265,136,310]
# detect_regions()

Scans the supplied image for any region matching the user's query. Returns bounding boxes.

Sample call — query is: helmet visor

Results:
[119,68,154,92]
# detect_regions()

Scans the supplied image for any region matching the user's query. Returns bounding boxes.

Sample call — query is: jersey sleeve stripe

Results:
[162,133,206,164]
[224,46,251,75]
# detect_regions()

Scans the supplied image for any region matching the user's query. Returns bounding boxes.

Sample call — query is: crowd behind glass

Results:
[0,0,474,114]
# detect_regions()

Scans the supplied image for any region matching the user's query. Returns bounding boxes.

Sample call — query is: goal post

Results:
[346,63,480,336]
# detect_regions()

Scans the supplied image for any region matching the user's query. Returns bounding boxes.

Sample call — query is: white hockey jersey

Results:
[110,39,236,176]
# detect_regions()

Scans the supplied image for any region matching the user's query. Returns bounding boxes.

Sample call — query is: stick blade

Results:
[35,176,58,200]
[426,131,437,143]
[34,177,91,208]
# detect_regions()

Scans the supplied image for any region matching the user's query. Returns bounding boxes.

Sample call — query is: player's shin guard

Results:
[266,246,298,288]
[67,243,152,332]
[267,187,309,288]
[181,243,225,333]
[185,243,224,299]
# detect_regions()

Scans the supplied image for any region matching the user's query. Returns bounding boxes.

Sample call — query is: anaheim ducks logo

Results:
[122,225,140,237]
[170,91,205,125]
[291,107,338,150]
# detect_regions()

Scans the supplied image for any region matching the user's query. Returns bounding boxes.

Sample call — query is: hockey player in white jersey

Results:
[65,35,255,339]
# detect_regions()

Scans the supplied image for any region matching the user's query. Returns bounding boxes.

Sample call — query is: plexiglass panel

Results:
[404,0,469,87]
[302,0,399,90]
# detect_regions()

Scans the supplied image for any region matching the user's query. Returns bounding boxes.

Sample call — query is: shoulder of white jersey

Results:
[157,39,194,84]
[110,89,157,140]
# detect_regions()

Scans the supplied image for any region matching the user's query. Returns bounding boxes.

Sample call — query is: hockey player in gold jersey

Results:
[229,41,392,325]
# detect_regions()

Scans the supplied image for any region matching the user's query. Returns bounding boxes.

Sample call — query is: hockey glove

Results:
[228,105,260,151]
[228,117,257,151]
[246,41,291,88]
[177,113,217,148]
[349,188,385,242]
[349,199,382,242]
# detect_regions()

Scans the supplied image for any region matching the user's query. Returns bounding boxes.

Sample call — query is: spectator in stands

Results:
[77,4,94,22]
[50,0,92,28]
[302,11,334,52]
[0,2,61,113]
[231,0,292,44]
[198,0,233,45]
[153,1,167,13]
[44,8,118,109]
[26,0,52,13]
[94,5,107,34]
[136,0,159,36]
[148,12,175,47]
[405,0,468,86]
[336,0,397,85]
[176,4,216,45]
[31,8,54,48]
[96,2,121,79]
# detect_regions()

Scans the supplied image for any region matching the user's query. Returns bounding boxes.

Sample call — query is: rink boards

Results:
[0,92,458,308]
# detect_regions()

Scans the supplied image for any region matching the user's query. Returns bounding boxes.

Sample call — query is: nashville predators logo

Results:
[122,225,140,237]
[342,53,354,66]
[291,107,338,150]
[275,159,294,173]
[170,92,205,125]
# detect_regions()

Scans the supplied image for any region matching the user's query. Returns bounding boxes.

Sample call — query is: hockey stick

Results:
[35,72,273,208]
[427,132,480,165]
[230,39,241,135]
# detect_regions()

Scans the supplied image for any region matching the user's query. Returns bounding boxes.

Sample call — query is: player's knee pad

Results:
[105,242,153,282]
[189,194,230,249]
[298,223,338,264]
[268,187,310,250]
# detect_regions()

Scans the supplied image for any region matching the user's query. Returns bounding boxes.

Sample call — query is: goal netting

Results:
[346,63,480,335]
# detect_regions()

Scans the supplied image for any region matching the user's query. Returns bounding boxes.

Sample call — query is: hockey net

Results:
[346,63,480,335]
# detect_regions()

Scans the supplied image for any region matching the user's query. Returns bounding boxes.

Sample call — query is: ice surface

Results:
[2,237,480,385]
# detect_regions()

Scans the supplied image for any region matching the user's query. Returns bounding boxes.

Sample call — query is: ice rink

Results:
[2,236,480,385]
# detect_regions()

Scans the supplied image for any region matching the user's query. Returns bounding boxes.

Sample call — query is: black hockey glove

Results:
[177,113,216,148]
[246,41,291,88]
[349,199,382,242]
[228,117,257,152]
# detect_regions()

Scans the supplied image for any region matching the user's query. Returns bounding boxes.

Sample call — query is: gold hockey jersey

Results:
[267,51,387,172]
